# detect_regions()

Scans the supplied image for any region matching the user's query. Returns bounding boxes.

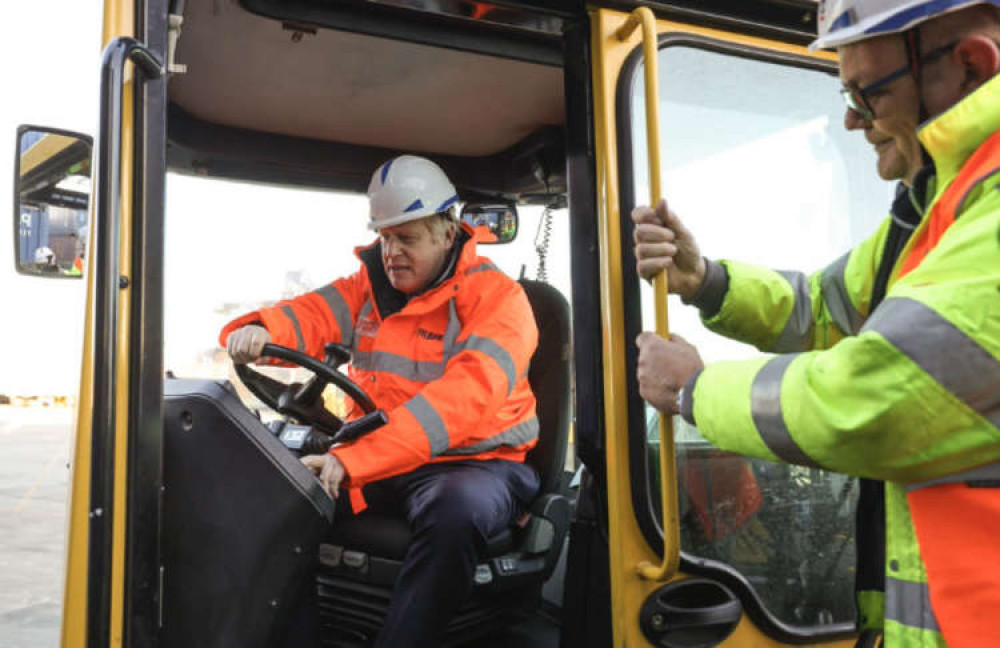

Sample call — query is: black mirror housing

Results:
[14,125,93,278]
[460,202,519,245]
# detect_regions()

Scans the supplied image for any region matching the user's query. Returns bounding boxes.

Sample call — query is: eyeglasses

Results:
[840,41,958,121]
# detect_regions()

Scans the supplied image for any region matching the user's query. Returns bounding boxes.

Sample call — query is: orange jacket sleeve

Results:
[218,270,368,361]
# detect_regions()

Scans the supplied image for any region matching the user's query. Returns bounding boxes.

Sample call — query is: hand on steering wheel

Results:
[233,342,383,440]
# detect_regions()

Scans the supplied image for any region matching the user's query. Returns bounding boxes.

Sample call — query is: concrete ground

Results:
[0,406,72,648]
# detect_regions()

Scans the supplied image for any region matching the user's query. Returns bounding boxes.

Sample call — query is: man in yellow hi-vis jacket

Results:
[633,2,1000,646]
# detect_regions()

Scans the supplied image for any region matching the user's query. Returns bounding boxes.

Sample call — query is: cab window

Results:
[162,173,570,412]
[622,40,893,630]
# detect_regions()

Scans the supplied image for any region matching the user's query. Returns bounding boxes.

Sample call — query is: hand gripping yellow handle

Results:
[616,7,680,581]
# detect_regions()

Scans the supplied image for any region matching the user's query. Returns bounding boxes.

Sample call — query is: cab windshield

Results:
[162,173,571,411]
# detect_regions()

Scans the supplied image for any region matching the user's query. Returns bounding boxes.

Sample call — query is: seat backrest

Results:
[518,279,572,495]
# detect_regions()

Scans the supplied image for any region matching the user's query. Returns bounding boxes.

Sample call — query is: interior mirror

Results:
[14,125,93,277]
[460,203,518,244]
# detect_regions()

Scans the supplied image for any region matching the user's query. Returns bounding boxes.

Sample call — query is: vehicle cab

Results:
[11,0,894,645]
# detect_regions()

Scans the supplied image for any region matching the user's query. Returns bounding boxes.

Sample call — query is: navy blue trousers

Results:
[356,459,540,648]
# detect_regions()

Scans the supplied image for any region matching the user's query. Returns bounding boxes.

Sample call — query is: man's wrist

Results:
[681,259,728,319]
[678,257,707,301]
[678,370,701,425]
[329,449,350,483]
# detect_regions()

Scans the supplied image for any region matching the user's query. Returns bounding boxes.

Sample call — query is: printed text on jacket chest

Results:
[417,328,444,341]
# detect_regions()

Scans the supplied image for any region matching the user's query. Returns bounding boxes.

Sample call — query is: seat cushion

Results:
[327,512,514,560]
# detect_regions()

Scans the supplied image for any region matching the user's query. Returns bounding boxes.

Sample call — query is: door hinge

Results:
[167,13,188,75]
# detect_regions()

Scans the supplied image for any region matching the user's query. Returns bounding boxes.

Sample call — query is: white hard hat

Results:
[811,0,999,50]
[367,155,458,230]
[34,246,55,264]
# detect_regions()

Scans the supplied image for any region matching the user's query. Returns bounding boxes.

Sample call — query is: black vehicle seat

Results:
[316,278,573,646]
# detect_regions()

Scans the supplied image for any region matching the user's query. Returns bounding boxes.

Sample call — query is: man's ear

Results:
[957,35,1000,92]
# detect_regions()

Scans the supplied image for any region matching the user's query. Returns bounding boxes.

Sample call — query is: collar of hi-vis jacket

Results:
[354,222,478,320]
[918,72,1000,190]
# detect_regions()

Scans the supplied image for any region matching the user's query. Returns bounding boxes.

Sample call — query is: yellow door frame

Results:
[61,2,137,646]
[590,7,855,646]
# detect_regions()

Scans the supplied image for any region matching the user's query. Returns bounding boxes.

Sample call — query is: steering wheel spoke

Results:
[234,363,289,408]
[232,343,384,444]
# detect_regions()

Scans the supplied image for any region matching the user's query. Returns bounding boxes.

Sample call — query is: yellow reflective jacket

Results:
[682,74,1000,647]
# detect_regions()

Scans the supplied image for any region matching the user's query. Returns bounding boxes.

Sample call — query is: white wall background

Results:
[0,2,103,396]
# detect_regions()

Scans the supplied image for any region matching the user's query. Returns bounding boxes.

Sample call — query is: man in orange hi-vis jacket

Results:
[220,155,540,647]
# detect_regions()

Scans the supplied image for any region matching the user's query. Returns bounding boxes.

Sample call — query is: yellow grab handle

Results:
[615,7,680,581]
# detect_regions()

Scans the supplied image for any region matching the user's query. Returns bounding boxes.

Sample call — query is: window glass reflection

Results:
[632,45,893,628]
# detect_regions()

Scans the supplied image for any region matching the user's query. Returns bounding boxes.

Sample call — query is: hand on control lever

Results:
[301,453,346,500]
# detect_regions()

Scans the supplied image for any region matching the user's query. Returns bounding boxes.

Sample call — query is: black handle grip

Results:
[324,343,353,368]
[656,598,741,629]
[88,37,164,648]
[639,578,742,647]
[330,410,389,445]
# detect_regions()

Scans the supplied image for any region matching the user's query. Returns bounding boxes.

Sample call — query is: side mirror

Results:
[460,203,518,245]
[14,125,93,278]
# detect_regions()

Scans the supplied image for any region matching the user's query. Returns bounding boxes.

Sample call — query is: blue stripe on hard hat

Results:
[436,195,458,212]
[404,199,424,213]
[380,159,393,185]
[830,9,855,31]
[864,0,983,34]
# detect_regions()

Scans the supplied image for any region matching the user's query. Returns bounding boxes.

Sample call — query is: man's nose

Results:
[844,106,868,130]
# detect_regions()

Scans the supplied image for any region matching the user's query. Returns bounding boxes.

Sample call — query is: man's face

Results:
[839,37,925,184]
[379,217,454,294]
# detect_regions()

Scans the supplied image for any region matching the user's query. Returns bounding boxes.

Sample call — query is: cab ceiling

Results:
[168,0,566,158]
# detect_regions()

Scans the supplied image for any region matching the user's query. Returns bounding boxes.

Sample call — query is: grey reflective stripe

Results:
[441,299,462,360]
[464,335,517,394]
[773,271,814,353]
[465,262,502,276]
[315,284,354,347]
[885,577,940,633]
[279,305,306,352]
[405,394,450,456]
[957,165,1000,215]
[750,354,823,468]
[863,297,1000,430]
[351,300,374,354]
[443,416,540,456]
[820,252,865,336]
[351,300,463,383]
[908,460,1000,491]
[353,350,446,382]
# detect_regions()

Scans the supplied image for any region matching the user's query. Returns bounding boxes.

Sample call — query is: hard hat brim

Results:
[367,209,435,231]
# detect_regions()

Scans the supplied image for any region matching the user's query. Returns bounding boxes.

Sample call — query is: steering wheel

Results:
[234,342,386,448]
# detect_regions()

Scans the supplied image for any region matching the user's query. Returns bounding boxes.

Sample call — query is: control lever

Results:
[324,343,352,368]
[330,410,388,445]
[281,410,389,456]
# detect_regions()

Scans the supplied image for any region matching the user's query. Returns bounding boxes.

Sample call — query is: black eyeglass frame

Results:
[840,40,958,121]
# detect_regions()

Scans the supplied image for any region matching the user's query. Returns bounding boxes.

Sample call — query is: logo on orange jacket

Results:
[356,316,379,338]
[417,328,444,341]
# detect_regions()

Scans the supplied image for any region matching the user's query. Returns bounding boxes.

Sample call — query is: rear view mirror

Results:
[461,203,518,245]
[14,125,93,278]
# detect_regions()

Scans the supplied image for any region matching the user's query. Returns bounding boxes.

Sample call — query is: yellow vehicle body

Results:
[44,0,881,645]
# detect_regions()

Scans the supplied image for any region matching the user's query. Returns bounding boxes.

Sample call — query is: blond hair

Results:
[423,207,458,243]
